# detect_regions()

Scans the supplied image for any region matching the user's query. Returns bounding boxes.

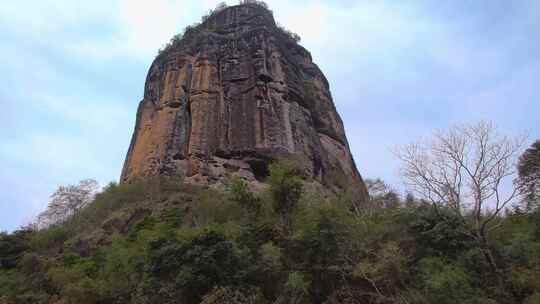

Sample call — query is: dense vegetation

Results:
[1,159,539,304]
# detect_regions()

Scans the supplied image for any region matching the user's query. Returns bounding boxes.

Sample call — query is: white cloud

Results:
[118,0,185,58]
[1,0,539,231]
[276,1,331,44]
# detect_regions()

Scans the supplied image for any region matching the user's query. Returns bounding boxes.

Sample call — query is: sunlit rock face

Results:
[121,3,368,199]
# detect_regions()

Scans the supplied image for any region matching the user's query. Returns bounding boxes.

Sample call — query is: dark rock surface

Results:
[121,3,368,199]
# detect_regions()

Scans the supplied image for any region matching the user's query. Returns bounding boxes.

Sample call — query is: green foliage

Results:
[47,266,96,303]
[201,286,266,304]
[2,176,540,303]
[129,215,159,239]
[139,230,252,303]
[274,271,310,304]
[230,178,262,219]
[259,242,282,272]
[353,241,409,295]
[29,225,68,251]
[0,230,30,269]
[268,161,303,232]
[518,140,540,210]
[406,205,473,257]
[0,269,26,300]
[293,206,347,268]
[65,176,185,234]
[417,257,474,303]
[163,207,184,228]
[191,188,244,228]
[98,236,143,301]
[65,181,145,233]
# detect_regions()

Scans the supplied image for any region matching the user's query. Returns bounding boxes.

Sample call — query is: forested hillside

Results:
[1,159,539,303]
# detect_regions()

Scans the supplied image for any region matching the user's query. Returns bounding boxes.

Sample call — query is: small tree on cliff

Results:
[229,178,261,219]
[36,179,99,229]
[394,121,526,273]
[269,161,303,234]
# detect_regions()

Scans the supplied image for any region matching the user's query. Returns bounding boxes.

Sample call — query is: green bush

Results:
[29,225,68,251]
[140,230,253,303]
[229,178,262,219]
[417,257,475,303]
[268,161,303,233]
[201,286,266,304]
[407,205,472,257]
[274,272,310,304]
[0,230,30,269]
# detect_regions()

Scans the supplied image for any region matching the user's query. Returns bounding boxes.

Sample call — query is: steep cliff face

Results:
[121,3,367,198]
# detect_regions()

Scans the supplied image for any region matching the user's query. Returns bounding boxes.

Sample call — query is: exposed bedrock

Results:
[121,4,368,200]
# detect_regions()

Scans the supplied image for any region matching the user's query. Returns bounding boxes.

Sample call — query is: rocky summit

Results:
[121,3,368,198]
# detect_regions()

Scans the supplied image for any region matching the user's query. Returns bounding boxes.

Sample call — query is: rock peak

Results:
[202,3,275,27]
[121,3,368,200]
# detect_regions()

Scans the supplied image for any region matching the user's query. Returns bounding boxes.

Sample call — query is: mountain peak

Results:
[121,1,368,200]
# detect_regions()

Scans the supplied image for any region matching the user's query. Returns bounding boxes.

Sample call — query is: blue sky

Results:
[1,0,539,231]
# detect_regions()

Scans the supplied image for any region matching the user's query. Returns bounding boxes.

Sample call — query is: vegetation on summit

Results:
[158,1,300,56]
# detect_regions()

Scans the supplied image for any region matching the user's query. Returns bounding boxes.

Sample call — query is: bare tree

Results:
[36,179,99,229]
[364,178,400,214]
[394,121,526,273]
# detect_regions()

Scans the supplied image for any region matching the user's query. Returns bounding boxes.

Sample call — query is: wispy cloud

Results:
[1,0,539,231]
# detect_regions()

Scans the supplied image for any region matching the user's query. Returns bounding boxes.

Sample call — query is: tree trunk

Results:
[476,231,501,274]
[476,230,505,299]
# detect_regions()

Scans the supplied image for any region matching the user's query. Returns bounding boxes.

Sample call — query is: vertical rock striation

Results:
[121,3,368,199]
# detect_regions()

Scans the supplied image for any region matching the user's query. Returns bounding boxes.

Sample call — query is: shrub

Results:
[29,225,68,251]
[142,230,253,303]
[62,278,101,304]
[259,242,282,272]
[0,230,30,269]
[268,161,303,233]
[291,205,351,302]
[96,236,143,301]
[353,242,409,294]
[407,205,472,258]
[191,188,244,227]
[274,272,310,304]
[417,257,474,303]
[0,269,26,299]
[66,177,184,234]
[229,178,261,219]
[201,286,266,304]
